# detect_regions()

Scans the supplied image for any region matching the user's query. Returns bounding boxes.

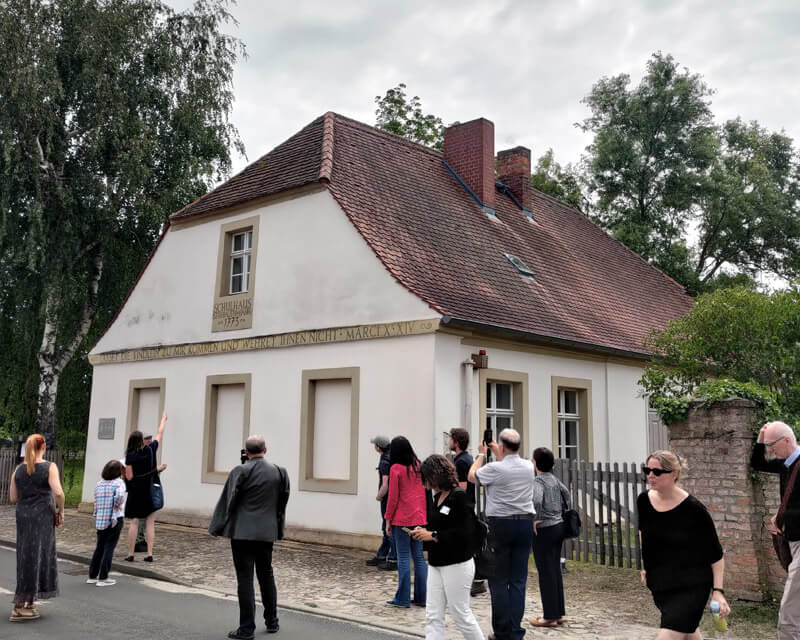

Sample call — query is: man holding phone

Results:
[468,428,535,640]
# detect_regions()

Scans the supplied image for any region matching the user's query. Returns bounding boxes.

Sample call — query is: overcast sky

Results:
[170,0,800,175]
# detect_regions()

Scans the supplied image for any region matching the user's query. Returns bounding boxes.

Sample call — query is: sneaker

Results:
[96,579,117,587]
[86,578,98,584]
[266,620,279,634]
[365,556,384,567]
[378,561,398,571]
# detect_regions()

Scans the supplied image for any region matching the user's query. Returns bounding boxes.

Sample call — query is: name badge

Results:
[439,506,451,515]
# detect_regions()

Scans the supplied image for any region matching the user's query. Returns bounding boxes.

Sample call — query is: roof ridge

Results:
[319,112,335,183]
[329,112,443,159]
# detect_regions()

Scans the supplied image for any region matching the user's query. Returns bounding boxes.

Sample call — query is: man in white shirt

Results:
[469,428,535,640]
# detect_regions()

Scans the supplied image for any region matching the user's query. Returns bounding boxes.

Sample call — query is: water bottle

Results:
[710,601,728,632]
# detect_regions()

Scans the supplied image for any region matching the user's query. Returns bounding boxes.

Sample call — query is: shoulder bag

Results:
[148,446,164,511]
[472,475,496,579]
[561,488,581,539]
[773,460,800,571]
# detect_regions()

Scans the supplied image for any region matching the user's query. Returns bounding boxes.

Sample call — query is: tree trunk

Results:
[35,252,104,442]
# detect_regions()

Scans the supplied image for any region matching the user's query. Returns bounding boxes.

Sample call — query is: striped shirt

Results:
[93,478,126,530]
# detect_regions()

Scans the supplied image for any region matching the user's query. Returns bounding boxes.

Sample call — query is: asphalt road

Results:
[0,546,411,640]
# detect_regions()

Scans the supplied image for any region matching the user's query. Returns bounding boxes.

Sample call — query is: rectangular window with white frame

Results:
[550,376,593,462]
[229,230,253,294]
[557,388,580,460]
[478,369,529,455]
[211,215,259,332]
[486,381,515,433]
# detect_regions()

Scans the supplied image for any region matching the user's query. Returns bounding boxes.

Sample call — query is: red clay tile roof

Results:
[172,112,693,356]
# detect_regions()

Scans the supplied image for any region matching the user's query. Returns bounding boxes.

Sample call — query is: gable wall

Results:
[93,189,438,354]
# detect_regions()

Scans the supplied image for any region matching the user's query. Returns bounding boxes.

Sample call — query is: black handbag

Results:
[149,446,164,511]
[773,460,800,571]
[472,515,496,579]
[561,491,581,539]
[473,476,496,579]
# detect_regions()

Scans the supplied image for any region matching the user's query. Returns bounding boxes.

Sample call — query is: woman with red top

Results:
[384,436,428,608]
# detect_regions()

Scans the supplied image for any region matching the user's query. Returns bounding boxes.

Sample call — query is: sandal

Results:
[529,617,558,628]
[10,606,40,622]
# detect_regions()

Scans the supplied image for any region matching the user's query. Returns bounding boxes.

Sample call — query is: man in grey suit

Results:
[209,435,289,640]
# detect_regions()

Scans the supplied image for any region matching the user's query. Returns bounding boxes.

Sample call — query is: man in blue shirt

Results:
[751,421,800,640]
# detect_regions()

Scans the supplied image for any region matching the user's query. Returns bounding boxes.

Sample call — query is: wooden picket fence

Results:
[553,459,645,569]
[0,449,65,504]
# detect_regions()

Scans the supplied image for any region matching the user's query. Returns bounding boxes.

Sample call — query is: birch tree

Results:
[0,0,244,440]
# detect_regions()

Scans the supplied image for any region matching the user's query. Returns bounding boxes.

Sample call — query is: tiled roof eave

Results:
[440,316,653,362]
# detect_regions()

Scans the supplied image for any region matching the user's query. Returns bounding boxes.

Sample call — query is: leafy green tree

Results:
[579,52,718,284]
[530,149,586,209]
[641,286,800,426]
[0,0,244,441]
[696,118,800,285]
[579,52,800,291]
[375,83,444,150]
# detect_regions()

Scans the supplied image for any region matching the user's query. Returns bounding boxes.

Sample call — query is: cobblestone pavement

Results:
[0,506,744,639]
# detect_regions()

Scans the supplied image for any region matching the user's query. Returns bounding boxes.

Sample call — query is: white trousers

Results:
[425,559,484,640]
[779,540,800,640]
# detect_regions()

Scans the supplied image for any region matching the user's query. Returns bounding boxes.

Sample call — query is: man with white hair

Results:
[752,421,800,640]
[469,428,536,640]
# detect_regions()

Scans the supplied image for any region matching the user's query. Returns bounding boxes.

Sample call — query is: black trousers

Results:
[89,518,124,581]
[231,539,278,634]
[531,522,565,620]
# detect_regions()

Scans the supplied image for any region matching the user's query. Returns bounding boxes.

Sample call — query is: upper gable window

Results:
[230,230,253,294]
[212,215,260,332]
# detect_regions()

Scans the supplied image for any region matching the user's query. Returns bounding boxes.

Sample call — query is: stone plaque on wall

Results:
[212,294,253,332]
[98,418,115,440]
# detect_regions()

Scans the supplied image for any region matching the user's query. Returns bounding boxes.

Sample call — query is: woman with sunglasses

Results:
[638,450,730,639]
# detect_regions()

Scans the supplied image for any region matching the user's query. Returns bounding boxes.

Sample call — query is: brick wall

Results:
[497,146,532,211]
[443,118,495,208]
[668,398,782,600]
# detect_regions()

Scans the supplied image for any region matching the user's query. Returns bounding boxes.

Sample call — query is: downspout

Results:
[462,359,474,432]
[604,361,611,461]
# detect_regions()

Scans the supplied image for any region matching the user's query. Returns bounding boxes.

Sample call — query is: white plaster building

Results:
[82,114,692,546]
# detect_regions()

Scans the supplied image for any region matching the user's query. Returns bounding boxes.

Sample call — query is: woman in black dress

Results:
[124,413,166,561]
[638,450,730,639]
[9,434,65,622]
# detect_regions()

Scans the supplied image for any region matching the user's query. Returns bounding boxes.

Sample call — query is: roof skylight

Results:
[504,253,535,279]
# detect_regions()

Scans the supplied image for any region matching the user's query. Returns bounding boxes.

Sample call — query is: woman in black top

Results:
[410,455,484,640]
[124,413,166,561]
[638,450,730,639]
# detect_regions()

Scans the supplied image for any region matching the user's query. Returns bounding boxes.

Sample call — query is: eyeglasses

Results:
[765,437,786,448]
[642,466,671,477]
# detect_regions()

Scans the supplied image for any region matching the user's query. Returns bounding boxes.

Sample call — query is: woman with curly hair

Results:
[638,450,730,639]
[384,436,428,608]
[411,454,484,639]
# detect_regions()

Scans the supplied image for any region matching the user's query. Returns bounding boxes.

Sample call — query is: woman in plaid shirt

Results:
[88,461,127,587]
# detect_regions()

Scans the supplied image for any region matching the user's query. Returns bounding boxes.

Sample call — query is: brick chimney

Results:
[443,118,495,210]
[497,146,532,212]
